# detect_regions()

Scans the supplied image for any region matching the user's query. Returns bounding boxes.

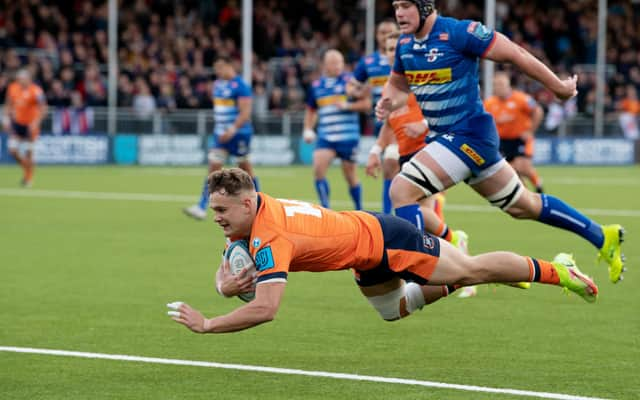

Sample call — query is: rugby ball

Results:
[225,240,256,302]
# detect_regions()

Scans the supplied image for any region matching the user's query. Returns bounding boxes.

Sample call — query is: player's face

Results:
[393,1,420,34]
[214,61,231,80]
[209,191,253,238]
[376,22,397,49]
[493,75,511,99]
[385,38,397,66]
[324,53,344,77]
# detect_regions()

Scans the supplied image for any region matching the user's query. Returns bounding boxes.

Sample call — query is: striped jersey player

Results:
[376,0,625,284]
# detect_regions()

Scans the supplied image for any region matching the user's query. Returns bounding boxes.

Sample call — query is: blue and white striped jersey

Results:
[393,16,497,137]
[212,76,253,136]
[306,73,361,143]
[353,51,390,112]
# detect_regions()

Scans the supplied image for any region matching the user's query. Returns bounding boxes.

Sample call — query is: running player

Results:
[350,20,399,214]
[303,50,371,210]
[375,0,625,284]
[366,30,477,297]
[485,72,545,193]
[2,69,47,187]
[168,168,597,334]
[184,57,260,220]
[366,31,467,250]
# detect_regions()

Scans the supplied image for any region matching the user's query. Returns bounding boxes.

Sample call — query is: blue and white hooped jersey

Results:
[213,76,253,136]
[393,16,497,137]
[306,73,360,143]
[353,51,391,115]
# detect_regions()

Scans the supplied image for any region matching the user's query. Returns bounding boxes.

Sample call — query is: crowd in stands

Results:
[0,0,638,132]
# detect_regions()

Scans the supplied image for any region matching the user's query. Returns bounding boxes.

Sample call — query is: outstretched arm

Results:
[170,282,286,334]
[484,33,577,101]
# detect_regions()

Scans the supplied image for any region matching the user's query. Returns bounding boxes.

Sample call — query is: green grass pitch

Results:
[0,164,638,399]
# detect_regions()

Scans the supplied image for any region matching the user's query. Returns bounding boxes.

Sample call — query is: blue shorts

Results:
[355,213,441,287]
[427,113,503,177]
[212,133,252,157]
[316,138,359,162]
[11,121,29,139]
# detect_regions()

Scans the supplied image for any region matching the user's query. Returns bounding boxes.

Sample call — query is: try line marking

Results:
[1,188,639,218]
[0,346,609,400]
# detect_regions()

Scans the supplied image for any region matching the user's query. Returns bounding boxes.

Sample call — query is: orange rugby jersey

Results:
[6,82,46,125]
[248,193,385,284]
[387,93,427,156]
[484,90,537,140]
[620,99,640,114]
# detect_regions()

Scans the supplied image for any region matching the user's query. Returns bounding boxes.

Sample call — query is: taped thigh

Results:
[20,141,34,153]
[382,144,399,161]
[366,281,425,321]
[366,285,406,321]
[399,145,452,197]
[235,153,250,162]
[7,137,19,151]
[208,148,228,164]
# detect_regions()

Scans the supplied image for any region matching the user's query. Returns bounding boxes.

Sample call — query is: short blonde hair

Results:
[208,168,255,196]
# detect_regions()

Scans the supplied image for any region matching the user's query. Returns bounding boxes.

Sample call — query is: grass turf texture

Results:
[0,165,638,399]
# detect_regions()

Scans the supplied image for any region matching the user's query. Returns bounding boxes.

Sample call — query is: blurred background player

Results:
[366,31,476,298]
[168,168,597,334]
[376,0,626,284]
[485,72,545,193]
[2,69,47,187]
[350,20,398,214]
[303,50,371,210]
[184,57,259,220]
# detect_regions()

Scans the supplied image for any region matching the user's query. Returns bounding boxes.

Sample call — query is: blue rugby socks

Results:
[395,203,424,232]
[315,179,330,208]
[538,194,604,248]
[197,177,209,210]
[350,184,362,210]
[382,179,393,214]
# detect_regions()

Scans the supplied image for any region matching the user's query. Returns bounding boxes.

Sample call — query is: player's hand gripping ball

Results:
[225,240,257,302]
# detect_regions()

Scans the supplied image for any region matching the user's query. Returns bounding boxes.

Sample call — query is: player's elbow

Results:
[253,303,279,323]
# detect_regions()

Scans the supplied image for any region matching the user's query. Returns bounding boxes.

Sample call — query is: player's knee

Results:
[366,282,425,321]
[389,176,423,207]
[208,149,227,165]
[503,190,540,219]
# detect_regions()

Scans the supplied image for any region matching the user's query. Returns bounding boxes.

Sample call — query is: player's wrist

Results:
[369,144,382,157]
[216,279,231,298]
[202,318,212,333]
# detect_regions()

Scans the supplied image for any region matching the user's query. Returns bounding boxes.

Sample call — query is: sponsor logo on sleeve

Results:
[467,21,492,40]
[255,246,275,271]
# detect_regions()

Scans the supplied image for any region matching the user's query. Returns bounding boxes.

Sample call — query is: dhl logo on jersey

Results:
[317,95,347,107]
[405,68,452,85]
[214,98,236,107]
[460,144,485,166]
[369,76,388,87]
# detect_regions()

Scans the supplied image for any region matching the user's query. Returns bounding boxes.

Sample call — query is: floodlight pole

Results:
[242,0,253,87]
[594,0,607,137]
[107,0,118,136]
[482,0,496,99]
[366,0,375,55]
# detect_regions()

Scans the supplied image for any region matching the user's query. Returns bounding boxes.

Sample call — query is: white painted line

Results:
[0,188,638,218]
[0,346,609,400]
